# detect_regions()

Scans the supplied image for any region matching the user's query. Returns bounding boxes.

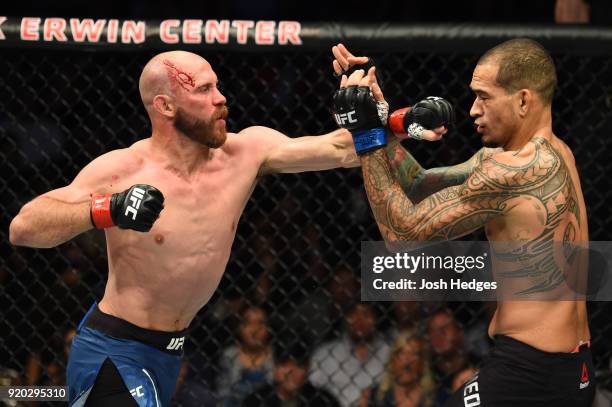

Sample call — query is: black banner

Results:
[0,16,611,53]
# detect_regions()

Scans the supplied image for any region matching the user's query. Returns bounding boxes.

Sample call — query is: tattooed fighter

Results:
[7,50,374,407]
[332,40,594,406]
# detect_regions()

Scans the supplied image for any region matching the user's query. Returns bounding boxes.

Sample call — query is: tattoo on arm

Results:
[364,137,585,295]
[386,142,491,202]
[363,148,510,241]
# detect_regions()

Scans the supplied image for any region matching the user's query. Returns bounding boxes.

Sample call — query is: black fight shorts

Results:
[444,335,595,407]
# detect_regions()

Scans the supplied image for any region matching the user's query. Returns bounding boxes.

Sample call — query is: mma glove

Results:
[388,96,455,140]
[91,184,164,232]
[333,85,387,155]
[333,87,456,153]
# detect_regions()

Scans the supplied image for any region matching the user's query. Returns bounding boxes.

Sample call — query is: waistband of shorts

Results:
[83,304,188,356]
[493,334,592,360]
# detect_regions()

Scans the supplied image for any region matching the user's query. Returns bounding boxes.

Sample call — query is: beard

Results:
[174,106,228,148]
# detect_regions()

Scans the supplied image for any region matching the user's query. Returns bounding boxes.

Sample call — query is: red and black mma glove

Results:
[90,184,164,232]
[388,96,455,140]
[333,86,387,155]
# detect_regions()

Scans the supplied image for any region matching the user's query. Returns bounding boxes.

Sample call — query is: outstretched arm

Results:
[256,127,360,175]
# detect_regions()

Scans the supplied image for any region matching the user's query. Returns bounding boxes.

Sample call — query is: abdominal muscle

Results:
[99,225,234,332]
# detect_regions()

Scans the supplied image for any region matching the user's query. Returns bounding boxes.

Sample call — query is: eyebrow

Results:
[471,87,490,97]
[195,81,218,90]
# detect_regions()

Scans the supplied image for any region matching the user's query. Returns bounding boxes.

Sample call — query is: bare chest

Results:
[107,159,258,256]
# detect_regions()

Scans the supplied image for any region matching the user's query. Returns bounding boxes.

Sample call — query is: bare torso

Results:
[484,135,589,352]
[98,133,262,331]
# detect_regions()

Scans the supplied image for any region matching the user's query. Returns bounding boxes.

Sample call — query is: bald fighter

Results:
[332,39,594,406]
[8,50,372,407]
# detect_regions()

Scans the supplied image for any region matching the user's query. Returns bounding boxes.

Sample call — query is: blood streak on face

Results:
[162,59,195,92]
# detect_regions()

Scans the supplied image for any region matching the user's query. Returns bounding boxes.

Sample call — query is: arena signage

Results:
[0,17,610,54]
[0,16,302,46]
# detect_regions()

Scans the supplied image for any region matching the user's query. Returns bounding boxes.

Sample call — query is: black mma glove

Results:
[388,96,455,140]
[333,85,387,155]
[91,184,164,232]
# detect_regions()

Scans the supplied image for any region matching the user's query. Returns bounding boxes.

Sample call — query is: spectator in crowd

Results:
[242,337,340,407]
[24,326,75,388]
[360,332,435,407]
[386,301,426,342]
[172,358,218,407]
[426,309,471,406]
[285,266,361,342]
[217,304,274,406]
[310,302,390,407]
[555,0,612,24]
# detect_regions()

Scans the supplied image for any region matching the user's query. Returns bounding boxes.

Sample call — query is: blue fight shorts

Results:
[67,303,187,406]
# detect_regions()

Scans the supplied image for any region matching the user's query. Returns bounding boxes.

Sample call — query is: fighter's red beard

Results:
[174,106,228,148]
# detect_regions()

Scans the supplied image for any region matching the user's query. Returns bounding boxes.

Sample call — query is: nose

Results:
[213,86,226,106]
[469,98,482,118]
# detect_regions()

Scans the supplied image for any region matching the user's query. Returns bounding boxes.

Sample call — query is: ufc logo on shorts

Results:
[130,385,144,397]
[167,336,185,350]
[463,374,481,407]
[125,187,145,220]
[334,111,357,125]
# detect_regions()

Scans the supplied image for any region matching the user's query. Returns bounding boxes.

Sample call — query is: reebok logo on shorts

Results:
[166,336,184,351]
[579,362,590,389]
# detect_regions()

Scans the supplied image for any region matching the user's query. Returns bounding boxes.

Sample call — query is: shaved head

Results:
[139,50,212,110]
[139,51,228,148]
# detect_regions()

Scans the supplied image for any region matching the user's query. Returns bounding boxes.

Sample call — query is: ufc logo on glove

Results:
[334,111,358,125]
[125,187,146,220]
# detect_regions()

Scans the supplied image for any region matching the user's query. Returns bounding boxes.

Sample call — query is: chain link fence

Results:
[1,25,612,406]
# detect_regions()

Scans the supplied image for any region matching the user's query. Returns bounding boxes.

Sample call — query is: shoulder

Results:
[235,126,289,148]
[470,139,561,192]
[88,141,147,172]
[219,127,288,155]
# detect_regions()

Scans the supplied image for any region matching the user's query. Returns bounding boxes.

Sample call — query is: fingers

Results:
[333,59,343,76]
[367,67,385,102]
[332,43,370,75]
[433,125,448,136]
[419,126,447,141]
[347,56,369,65]
[345,69,365,87]
[332,45,350,72]
[340,74,348,88]
[420,129,443,141]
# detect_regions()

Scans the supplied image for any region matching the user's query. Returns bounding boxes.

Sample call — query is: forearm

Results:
[386,141,479,203]
[360,149,422,241]
[323,128,360,168]
[385,139,426,199]
[9,196,93,248]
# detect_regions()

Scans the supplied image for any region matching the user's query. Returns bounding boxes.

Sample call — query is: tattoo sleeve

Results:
[385,140,492,203]
[362,149,512,241]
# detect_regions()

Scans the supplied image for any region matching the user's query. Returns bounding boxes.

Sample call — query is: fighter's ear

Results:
[153,94,176,118]
[517,89,532,117]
